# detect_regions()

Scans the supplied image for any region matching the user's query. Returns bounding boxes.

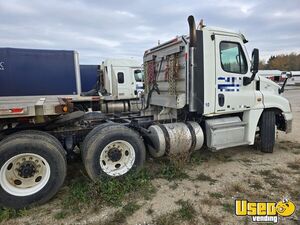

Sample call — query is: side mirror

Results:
[286,72,292,79]
[279,72,292,94]
[243,48,259,86]
[251,48,259,74]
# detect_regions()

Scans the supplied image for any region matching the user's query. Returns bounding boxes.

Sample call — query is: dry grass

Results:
[209,192,224,199]
[200,197,222,206]
[200,209,222,225]
[222,202,235,213]
[248,178,264,190]
[274,167,293,174]
[146,206,154,215]
[292,149,300,155]
[287,159,300,171]
[102,202,141,225]
[224,182,247,196]
[255,169,282,188]
[215,153,234,162]
[239,158,254,165]
[194,173,218,185]
[278,141,300,149]
[169,152,192,169]
[153,200,197,225]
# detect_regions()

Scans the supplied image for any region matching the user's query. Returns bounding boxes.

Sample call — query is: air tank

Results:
[147,122,204,157]
[100,100,141,113]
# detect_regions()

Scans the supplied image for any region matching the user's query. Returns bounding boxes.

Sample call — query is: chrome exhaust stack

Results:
[188,15,197,47]
[188,15,197,112]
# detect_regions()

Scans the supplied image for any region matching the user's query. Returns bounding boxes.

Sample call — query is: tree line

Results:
[259,53,300,71]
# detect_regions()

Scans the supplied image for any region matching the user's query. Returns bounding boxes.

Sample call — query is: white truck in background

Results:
[79,58,144,113]
[100,59,144,100]
[0,15,292,209]
[291,71,300,85]
[258,70,300,86]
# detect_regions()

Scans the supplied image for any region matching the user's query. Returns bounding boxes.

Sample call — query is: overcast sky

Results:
[0,0,299,64]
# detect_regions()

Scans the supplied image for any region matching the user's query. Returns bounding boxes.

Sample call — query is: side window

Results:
[220,42,248,74]
[117,72,124,83]
[134,69,144,82]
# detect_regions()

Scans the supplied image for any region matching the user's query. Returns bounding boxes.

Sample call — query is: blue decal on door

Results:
[218,76,240,92]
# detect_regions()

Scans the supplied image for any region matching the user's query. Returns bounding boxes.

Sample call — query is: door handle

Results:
[218,94,225,107]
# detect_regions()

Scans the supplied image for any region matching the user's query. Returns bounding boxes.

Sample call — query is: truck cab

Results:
[199,26,291,119]
[143,16,292,152]
[101,59,143,100]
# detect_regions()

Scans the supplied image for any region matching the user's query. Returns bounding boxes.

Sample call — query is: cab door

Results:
[214,35,256,113]
[114,67,135,99]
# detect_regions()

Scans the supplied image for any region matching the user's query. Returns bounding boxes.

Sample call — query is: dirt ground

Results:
[1,87,300,225]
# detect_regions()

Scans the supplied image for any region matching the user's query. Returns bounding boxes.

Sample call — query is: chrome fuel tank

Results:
[147,121,204,157]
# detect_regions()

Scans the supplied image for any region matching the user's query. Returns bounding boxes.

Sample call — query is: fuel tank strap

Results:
[186,122,196,152]
[157,124,170,154]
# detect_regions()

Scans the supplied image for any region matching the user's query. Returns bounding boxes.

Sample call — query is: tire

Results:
[259,110,276,153]
[81,122,115,160]
[0,131,67,209]
[0,130,64,151]
[82,125,146,181]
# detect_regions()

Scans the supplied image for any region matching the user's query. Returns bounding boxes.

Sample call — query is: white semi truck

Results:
[0,16,292,209]
[100,58,143,100]
[79,58,144,113]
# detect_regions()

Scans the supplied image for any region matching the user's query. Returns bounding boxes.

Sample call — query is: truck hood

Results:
[258,76,280,95]
[258,75,291,114]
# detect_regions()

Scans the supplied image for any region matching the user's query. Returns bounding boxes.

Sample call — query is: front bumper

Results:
[283,112,293,133]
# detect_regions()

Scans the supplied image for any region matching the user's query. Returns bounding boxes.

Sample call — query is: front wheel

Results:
[0,131,66,209]
[82,125,146,181]
[258,110,276,153]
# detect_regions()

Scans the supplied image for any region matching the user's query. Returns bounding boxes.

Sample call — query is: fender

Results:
[243,109,263,145]
[259,76,291,113]
[262,92,291,114]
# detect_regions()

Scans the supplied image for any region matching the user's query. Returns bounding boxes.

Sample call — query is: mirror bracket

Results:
[243,76,252,86]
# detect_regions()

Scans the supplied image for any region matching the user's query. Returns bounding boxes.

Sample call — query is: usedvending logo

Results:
[235,199,296,223]
[0,62,4,70]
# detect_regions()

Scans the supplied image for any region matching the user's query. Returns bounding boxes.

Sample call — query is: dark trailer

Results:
[0,48,81,96]
[80,65,100,93]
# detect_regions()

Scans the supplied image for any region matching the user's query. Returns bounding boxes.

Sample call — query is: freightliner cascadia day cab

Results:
[80,59,145,113]
[0,16,292,209]
[80,59,144,100]
[100,59,144,100]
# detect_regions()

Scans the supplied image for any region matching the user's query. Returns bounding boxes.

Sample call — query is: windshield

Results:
[134,69,144,82]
